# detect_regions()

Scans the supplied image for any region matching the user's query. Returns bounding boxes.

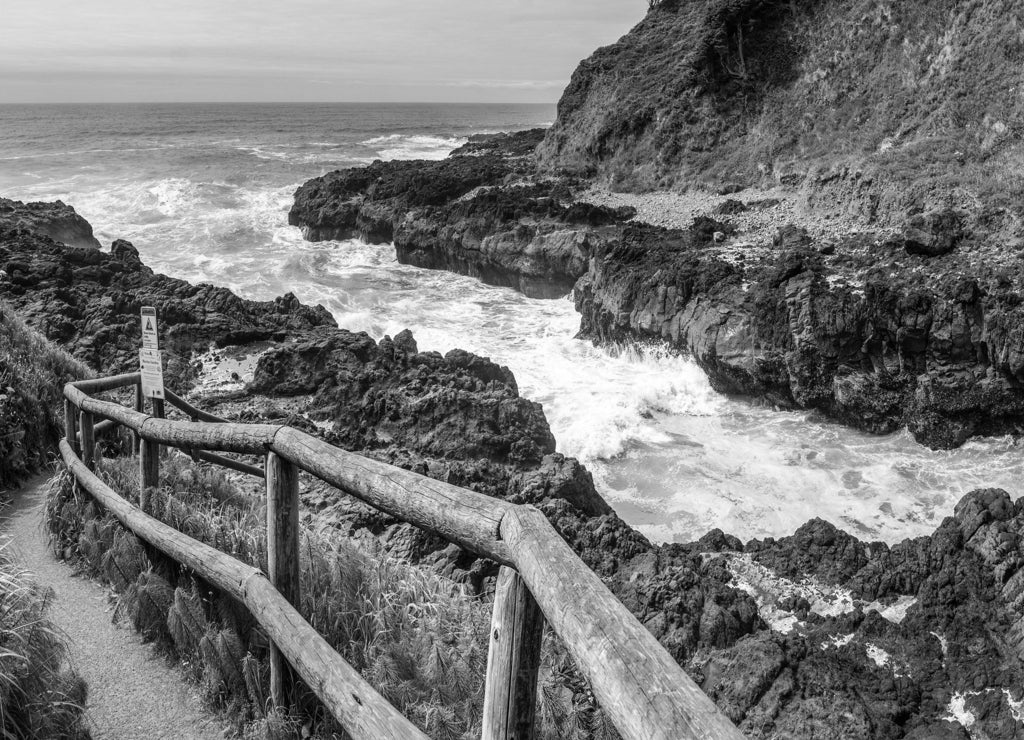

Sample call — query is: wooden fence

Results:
[61,373,745,740]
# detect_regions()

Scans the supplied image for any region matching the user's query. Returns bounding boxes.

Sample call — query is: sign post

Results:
[139,307,165,401]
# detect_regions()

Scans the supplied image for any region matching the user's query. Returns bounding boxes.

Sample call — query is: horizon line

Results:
[0,100,557,107]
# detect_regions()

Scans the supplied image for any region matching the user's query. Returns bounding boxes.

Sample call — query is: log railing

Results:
[62,373,745,740]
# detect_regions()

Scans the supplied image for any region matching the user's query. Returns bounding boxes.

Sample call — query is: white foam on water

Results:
[5,132,1022,547]
[361,134,467,160]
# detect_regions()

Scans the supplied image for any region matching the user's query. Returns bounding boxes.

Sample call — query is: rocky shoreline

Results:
[289,133,1024,451]
[3,189,1023,737]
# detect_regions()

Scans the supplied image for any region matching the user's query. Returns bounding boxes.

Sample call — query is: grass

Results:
[0,543,89,739]
[0,301,90,490]
[46,453,619,739]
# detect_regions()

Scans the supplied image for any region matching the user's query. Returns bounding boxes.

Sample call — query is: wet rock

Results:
[289,135,633,299]
[0,218,335,379]
[0,197,100,250]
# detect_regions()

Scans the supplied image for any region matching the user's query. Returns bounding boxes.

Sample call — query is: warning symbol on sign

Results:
[140,306,158,350]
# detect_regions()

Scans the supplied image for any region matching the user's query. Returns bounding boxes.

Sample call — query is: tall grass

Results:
[0,544,89,739]
[0,301,90,489]
[46,454,617,739]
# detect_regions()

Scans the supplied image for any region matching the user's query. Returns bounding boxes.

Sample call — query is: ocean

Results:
[0,102,1020,544]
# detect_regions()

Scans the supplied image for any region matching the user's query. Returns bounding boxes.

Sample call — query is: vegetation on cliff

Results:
[538,0,1024,229]
[0,301,89,489]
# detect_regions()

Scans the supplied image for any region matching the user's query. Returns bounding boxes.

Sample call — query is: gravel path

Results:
[1,475,227,740]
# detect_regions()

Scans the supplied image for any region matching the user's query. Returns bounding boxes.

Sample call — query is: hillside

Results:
[0,302,89,489]
[537,0,1024,231]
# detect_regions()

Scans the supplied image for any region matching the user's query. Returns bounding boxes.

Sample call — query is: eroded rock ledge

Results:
[206,326,1024,740]
[290,136,1024,450]
[6,200,1022,738]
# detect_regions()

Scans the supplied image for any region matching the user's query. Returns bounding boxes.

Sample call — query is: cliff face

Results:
[537,0,1024,228]
[576,221,1024,449]
[0,197,100,250]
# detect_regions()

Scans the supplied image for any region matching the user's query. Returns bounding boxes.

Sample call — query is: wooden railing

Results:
[62,373,745,740]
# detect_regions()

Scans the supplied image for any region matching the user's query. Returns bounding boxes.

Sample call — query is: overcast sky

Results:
[0,1,646,104]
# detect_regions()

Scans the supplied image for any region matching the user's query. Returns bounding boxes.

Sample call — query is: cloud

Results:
[0,0,646,103]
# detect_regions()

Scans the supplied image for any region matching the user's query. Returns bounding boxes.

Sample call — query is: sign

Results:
[141,306,159,350]
[140,349,165,400]
[139,306,164,399]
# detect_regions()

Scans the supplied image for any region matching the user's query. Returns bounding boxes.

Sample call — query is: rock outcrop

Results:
[214,326,1024,739]
[0,197,100,250]
[288,130,635,298]
[5,197,1024,737]
[536,0,1024,234]
[575,222,1024,449]
[0,225,335,382]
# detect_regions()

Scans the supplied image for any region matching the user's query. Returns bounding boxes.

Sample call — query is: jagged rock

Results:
[289,137,632,298]
[574,222,1024,449]
[0,197,100,249]
[0,218,335,378]
[900,210,966,258]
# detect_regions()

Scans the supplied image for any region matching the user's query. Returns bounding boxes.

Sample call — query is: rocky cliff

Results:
[536,0,1024,234]
[207,327,1024,740]
[0,197,100,249]
[291,138,1024,449]
[288,130,635,298]
[576,219,1024,449]
[0,227,335,387]
[7,198,1024,737]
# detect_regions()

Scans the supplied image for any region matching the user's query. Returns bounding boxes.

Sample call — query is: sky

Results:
[0,1,646,104]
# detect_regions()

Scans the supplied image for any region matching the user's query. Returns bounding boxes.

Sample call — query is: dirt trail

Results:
[1,475,226,740]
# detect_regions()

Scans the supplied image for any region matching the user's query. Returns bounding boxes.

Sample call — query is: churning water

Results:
[1,102,1019,544]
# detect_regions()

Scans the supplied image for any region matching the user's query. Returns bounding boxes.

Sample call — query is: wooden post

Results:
[79,410,96,470]
[139,394,160,503]
[482,566,545,740]
[64,399,79,456]
[132,382,144,453]
[266,451,300,709]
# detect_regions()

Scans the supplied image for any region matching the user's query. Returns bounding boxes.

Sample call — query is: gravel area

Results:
[578,184,876,245]
[1,476,227,740]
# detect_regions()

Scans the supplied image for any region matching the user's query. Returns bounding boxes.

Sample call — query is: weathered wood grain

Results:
[79,410,95,470]
[501,507,746,740]
[139,419,280,455]
[64,399,79,457]
[60,440,428,740]
[266,452,300,708]
[271,427,513,565]
[194,450,265,479]
[482,566,544,740]
[133,382,144,453]
[70,373,139,394]
[164,388,227,423]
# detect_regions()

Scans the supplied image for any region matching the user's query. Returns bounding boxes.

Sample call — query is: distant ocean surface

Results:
[0,102,1020,544]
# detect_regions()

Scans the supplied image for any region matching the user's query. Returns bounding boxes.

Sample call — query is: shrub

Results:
[0,544,89,739]
[46,455,619,739]
[0,301,89,489]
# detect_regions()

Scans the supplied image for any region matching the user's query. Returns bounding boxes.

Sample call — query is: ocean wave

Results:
[360,134,467,161]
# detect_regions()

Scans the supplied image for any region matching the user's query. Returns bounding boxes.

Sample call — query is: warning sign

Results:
[141,306,159,350]
[140,348,165,400]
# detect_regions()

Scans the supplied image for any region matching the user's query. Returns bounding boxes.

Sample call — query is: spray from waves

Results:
[4,100,1020,548]
[180,231,1024,548]
[360,134,467,161]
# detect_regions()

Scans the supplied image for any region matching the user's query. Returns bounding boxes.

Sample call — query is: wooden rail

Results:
[62,374,745,740]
